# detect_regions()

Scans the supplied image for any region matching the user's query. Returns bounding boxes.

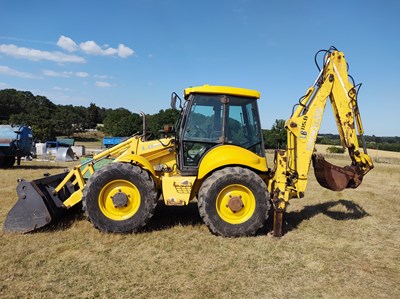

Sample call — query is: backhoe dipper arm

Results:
[269,49,373,235]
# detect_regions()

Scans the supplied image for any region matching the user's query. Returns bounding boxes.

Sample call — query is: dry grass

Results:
[1,154,399,298]
[315,144,400,165]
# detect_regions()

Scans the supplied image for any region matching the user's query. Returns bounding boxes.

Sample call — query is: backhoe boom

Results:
[269,48,373,236]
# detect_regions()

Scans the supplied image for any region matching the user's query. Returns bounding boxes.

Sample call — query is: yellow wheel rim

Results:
[98,179,140,221]
[216,184,256,224]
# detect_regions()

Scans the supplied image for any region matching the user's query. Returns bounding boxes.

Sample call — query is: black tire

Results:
[5,156,15,167]
[198,167,270,237]
[83,163,157,233]
[0,156,15,168]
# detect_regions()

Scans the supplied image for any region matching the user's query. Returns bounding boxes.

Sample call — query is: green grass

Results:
[0,157,399,298]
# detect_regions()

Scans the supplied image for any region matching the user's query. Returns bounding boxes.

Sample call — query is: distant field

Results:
[0,151,399,298]
[315,144,400,164]
[72,131,104,148]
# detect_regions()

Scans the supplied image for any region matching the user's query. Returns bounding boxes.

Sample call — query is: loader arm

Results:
[269,48,373,236]
[3,135,141,233]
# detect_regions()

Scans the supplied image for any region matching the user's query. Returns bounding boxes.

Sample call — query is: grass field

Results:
[0,150,399,298]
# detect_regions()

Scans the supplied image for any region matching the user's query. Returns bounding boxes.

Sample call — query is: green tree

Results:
[52,105,85,136]
[0,89,26,121]
[263,119,287,149]
[8,93,57,141]
[103,108,141,136]
[146,109,180,137]
[97,107,111,124]
[86,102,99,129]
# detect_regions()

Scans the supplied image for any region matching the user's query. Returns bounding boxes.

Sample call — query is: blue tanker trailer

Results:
[0,125,33,168]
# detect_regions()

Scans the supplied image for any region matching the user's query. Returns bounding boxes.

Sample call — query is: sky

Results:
[0,0,399,136]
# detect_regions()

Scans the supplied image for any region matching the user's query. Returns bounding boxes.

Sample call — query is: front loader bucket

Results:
[4,172,75,233]
[312,154,362,191]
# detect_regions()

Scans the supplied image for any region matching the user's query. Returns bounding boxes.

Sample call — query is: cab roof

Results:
[184,85,261,100]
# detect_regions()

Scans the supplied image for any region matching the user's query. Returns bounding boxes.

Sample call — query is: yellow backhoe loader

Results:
[4,47,373,237]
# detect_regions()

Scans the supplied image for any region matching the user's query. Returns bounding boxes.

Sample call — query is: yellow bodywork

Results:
[184,85,260,99]
[198,145,268,179]
[161,175,196,206]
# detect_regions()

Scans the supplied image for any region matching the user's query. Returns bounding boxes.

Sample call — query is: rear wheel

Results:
[198,167,270,237]
[83,163,157,233]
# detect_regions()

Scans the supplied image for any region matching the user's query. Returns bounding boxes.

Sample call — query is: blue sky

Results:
[0,0,399,136]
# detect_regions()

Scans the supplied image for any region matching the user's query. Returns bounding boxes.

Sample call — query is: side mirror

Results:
[171,92,182,110]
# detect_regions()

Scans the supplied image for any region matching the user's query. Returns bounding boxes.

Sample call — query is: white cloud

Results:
[0,65,38,78]
[95,81,112,87]
[57,35,79,52]
[0,44,86,63]
[78,40,134,58]
[117,44,134,58]
[42,70,68,77]
[75,71,89,78]
[42,69,89,78]
[80,40,107,56]
[94,74,112,79]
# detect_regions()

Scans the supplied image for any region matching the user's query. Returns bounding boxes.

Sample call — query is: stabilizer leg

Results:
[273,210,283,237]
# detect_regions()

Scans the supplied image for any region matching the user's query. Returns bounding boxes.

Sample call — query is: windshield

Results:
[182,94,264,166]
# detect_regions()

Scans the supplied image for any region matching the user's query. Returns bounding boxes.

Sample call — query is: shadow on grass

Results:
[21,199,368,236]
[32,204,86,233]
[284,199,370,233]
[11,165,69,170]
[26,201,202,234]
[143,201,202,232]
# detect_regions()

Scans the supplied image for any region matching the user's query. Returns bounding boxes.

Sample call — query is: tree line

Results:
[1,89,398,152]
[0,89,179,141]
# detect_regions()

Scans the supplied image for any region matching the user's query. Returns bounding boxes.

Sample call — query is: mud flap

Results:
[3,172,74,233]
[312,154,362,191]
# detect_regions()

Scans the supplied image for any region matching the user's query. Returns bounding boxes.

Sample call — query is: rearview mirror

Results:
[171,92,182,110]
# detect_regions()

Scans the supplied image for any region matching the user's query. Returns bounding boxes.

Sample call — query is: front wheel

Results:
[83,163,157,233]
[198,167,270,237]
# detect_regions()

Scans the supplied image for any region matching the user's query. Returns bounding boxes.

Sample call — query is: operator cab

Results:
[172,85,265,175]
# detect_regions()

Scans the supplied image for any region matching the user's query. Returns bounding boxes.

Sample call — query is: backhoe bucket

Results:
[4,172,74,233]
[312,154,362,191]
